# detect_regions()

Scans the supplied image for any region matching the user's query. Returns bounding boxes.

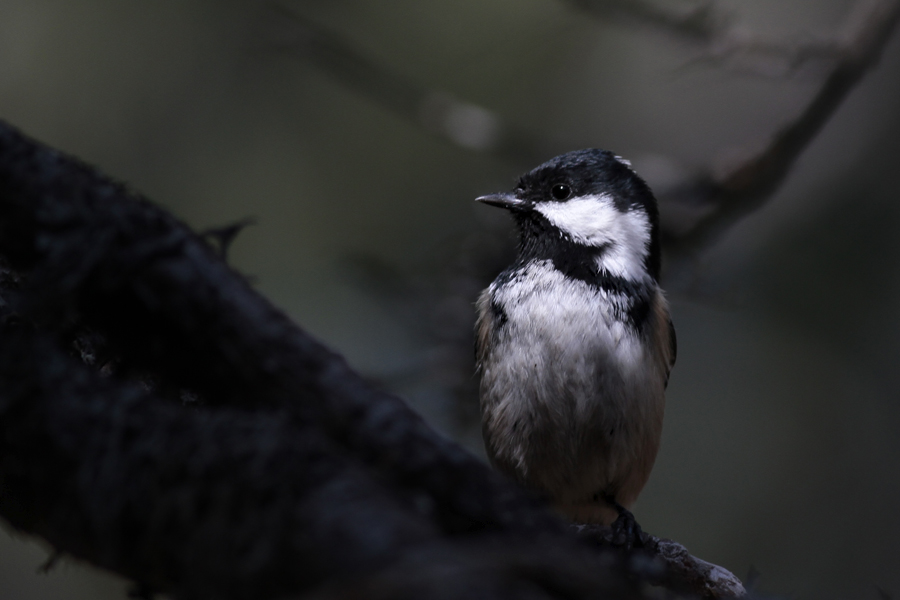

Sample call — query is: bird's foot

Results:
[610,508,645,551]
[604,495,646,551]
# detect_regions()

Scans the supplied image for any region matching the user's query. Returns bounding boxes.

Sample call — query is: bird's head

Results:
[477,149,661,284]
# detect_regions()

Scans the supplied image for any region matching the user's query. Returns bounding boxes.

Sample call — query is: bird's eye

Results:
[550,183,571,200]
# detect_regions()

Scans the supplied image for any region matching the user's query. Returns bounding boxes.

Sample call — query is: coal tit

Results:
[475,149,675,536]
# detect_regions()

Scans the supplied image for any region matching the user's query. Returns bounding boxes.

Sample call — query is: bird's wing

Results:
[474,288,495,371]
[652,290,676,388]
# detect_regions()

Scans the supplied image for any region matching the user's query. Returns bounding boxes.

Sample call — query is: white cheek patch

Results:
[535,194,651,281]
[535,194,619,247]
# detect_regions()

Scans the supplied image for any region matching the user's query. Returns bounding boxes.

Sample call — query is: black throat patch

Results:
[507,212,654,329]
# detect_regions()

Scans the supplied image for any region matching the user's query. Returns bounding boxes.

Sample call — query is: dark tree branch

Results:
[0,120,743,598]
[0,119,556,537]
[0,323,438,599]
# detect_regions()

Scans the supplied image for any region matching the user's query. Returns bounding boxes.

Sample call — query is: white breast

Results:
[478,260,666,510]
[488,261,646,383]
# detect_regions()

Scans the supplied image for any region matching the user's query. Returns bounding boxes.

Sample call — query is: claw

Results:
[603,495,645,551]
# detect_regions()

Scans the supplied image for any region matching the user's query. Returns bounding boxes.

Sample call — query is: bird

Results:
[474,149,675,542]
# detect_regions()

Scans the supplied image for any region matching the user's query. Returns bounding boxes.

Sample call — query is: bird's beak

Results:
[475,192,527,211]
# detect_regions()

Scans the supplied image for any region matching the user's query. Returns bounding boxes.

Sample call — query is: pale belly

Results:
[477,268,667,523]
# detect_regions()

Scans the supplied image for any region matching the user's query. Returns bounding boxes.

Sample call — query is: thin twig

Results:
[563,0,726,42]
[563,0,844,77]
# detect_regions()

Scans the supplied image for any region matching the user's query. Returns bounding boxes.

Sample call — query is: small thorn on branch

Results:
[201,217,256,261]
[37,550,64,574]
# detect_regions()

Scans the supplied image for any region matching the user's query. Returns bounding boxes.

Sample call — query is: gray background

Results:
[1,1,899,598]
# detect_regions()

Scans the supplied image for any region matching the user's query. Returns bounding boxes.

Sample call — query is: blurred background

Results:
[1,1,899,598]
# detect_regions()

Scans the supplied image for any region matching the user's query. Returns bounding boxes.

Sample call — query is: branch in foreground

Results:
[0,117,555,538]
[0,120,744,598]
[0,323,438,599]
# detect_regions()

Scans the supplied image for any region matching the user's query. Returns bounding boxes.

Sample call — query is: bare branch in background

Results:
[564,0,727,42]
[553,0,900,255]
[662,0,900,255]
[563,0,843,77]
[533,0,900,254]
